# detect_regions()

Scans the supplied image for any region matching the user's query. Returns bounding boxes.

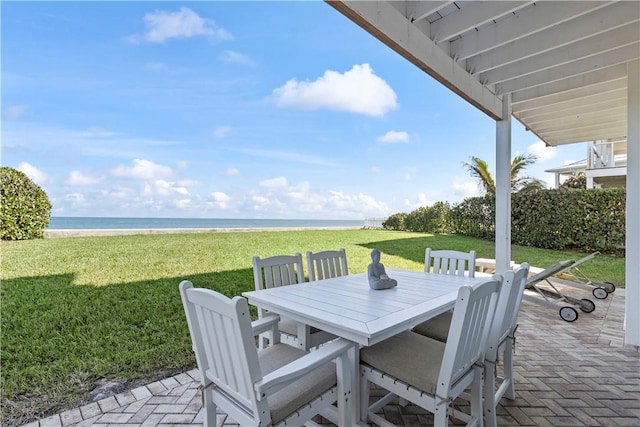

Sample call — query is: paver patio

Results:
[21,281,639,427]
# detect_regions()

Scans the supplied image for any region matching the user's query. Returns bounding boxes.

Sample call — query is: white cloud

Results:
[177,178,199,187]
[66,171,102,186]
[452,179,480,198]
[417,193,432,206]
[108,186,135,199]
[528,140,556,161]
[244,178,390,219]
[403,193,433,210]
[371,166,382,174]
[145,61,167,71]
[213,126,232,138]
[209,191,231,209]
[377,130,409,144]
[111,159,173,180]
[260,176,288,190]
[65,192,85,203]
[127,7,232,44]
[223,167,240,176]
[17,162,48,185]
[85,126,116,137]
[270,63,398,117]
[175,198,192,209]
[146,179,189,197]
[176,160,188,169]
[4,104,29,120]
[220,50,255,66]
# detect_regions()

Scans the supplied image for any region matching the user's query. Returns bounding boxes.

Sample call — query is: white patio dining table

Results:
[243,268,488,425]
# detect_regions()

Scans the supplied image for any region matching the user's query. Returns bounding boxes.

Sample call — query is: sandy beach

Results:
[44,226,362,238]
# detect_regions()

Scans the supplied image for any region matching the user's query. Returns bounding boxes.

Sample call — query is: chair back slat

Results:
[439,275,501,389]
[486,263,530,362]
[180,282,261,416]
[253,253,304,290]
[425,248,476,277]
[307,249,349,281]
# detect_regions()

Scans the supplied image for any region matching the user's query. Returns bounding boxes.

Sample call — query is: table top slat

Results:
[243,269,488,346]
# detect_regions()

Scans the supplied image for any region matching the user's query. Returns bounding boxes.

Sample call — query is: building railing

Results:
[587,139,627,170]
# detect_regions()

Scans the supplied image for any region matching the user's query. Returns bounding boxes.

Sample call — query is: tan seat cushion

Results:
[259,343,337,424]
[279,316,322,335]
[412,311,452,342]
[360,330,445,395]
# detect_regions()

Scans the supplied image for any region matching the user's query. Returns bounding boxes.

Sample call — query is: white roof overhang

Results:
[326,0,640,147]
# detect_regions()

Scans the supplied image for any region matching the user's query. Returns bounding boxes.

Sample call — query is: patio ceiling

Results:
[327,1,640,147]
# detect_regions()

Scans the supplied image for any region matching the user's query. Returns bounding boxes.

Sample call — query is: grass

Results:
[0,229,625,426]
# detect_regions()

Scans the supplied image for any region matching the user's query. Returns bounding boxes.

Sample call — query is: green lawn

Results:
[0,229,625,426]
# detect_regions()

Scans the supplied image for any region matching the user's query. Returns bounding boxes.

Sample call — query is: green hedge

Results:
[449,196,495,240]
[384,188,625,252]
[511,188,625,251]
[402,202,452,233]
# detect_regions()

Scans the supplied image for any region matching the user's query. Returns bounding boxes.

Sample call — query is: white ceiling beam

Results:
[482,24,640,85]
[467,3,639,74]
[515,91,627,118]
[512,79,627,111]
[541,126,628,145]
[430,1,531,43]
[517,97,627,121]
[537,121,626,137]
[510,64,628,103]
[531,115,625,135]
[406,0,451,22]
[496,45,639,94]
[530,108,626,132]
[451,1,612,60]
[326,0,503,119]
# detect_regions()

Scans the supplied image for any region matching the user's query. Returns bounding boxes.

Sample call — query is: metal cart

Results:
[547,252,616,300]
[523,260,597,322]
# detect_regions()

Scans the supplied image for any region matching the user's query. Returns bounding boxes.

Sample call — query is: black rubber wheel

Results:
[580,298,596,313]
[593,287,608,300]
[604,281,616,293]
[559,306,578,322]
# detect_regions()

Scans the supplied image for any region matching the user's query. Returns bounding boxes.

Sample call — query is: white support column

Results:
[625,60,640,347]
[495,94,512,273]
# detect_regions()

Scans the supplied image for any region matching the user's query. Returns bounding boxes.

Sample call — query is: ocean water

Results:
[47,217,364,230]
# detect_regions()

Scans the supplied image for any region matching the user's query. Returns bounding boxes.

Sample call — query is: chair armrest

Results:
[251,314,280,336]
[255,338,353,397]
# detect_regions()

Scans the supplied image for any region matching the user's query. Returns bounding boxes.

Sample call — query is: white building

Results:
[546,139,627,189]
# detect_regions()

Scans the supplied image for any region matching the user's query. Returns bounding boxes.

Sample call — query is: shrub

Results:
[403,202,452,233]
[449,196,495,240]
[382,212,407,230]
[559,173,586,189]
[0,167,51,240]
[511,188,625,251]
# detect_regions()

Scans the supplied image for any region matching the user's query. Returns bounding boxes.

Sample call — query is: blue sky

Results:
[1,1,587,220]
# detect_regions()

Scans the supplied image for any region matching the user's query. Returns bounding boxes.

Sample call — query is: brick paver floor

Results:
[21,281,639,427]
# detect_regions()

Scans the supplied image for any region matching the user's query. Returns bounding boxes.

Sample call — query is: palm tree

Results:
[463,153,546,196]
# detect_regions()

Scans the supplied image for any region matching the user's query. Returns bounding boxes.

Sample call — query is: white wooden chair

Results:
[253,253,335,350]
[306,248,349,281]
[424,248,476,277]
[359,275,502,427]
[413,248,478,342]
[412,264,530,427]
[179,281,354,427]
[484,263,530,427]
